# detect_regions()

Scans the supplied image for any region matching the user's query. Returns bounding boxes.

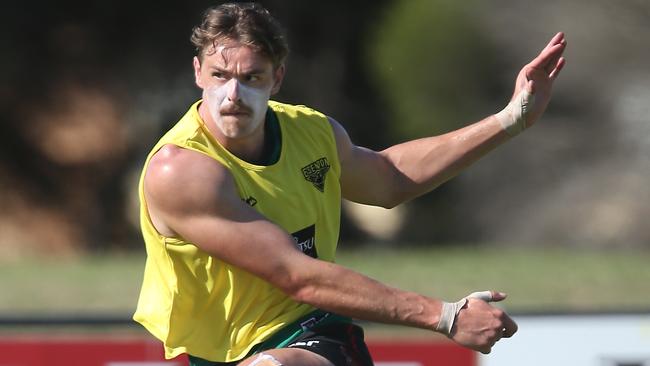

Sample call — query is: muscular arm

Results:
[144,145,443,329]
[336,115,508,207]
[145,144,513,353]
[338,33,567,207]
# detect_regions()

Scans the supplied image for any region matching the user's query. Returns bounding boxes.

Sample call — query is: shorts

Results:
[283,321,373,366]
[188,311,374,366]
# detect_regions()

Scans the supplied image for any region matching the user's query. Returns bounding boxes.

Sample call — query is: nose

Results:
[226,79,241,102]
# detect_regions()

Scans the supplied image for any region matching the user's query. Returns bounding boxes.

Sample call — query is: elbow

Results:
[288,283,317,305]
[359,188,408,209]
[275,270,317,304]
[379,183,414,209]
[382,161,417,208]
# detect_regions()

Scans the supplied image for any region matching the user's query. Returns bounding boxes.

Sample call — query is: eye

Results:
[245,74,261,83]
[212,71,227,80]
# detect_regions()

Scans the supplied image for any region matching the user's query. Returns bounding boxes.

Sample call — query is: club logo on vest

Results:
[242,196,257,206]
[301,157,330,192]
[291,224,317,258]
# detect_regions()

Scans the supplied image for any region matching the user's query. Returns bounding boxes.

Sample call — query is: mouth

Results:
[221,110,248,116]
[220,105,251,117]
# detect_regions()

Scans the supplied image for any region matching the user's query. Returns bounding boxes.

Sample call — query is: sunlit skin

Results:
[192,41,285,162]
[143,32,567,363]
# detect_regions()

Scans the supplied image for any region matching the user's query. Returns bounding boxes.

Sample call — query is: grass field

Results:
[337,246,650,313]
[2,246,649,318]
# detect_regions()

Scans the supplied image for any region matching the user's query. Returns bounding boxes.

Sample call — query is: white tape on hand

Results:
[494,88,535,136]
[466,291,493,302]
[435,290,494,336]
[436,298,468,336]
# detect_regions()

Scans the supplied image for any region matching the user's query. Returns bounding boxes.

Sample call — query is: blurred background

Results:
[1,0,649,318]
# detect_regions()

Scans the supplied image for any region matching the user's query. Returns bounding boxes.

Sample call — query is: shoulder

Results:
[326,115,355,159]
[270,101,347,146]
[326,116,350,141]
[269,100,327,122]
[145,144,236,213]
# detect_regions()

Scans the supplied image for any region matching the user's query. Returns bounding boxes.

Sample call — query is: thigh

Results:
[239,322,373,366]
[237,348,334,366]
[284,323,373,366]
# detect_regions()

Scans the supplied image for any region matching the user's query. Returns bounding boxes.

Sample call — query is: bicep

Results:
[144,147,309,292]
[328,117,401,207]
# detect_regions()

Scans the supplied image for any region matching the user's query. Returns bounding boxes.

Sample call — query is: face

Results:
[193,41,284,140]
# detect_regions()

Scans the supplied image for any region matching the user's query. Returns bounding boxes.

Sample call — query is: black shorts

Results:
[188,321,374,366]
[285,321,374,366]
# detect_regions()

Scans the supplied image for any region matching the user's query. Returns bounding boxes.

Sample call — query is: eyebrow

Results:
[208,65,266,75]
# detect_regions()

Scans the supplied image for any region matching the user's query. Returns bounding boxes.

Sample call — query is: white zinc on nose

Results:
[225,78,240,102]
[203,77,271,139]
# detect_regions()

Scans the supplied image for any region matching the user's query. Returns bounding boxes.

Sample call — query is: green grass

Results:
[1,246,649,317]
[0,254,145,315]
[337,246,650,312]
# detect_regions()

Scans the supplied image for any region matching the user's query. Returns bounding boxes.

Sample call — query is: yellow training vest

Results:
[133,100,342,362]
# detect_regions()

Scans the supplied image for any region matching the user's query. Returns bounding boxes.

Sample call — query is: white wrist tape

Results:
[436,291,494,336]
[494,89,534,136]
[436,298,468,335]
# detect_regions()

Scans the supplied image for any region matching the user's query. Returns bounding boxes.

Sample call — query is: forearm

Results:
[381,115,510,205]
[173,207,444,330]
[289,258,442,331]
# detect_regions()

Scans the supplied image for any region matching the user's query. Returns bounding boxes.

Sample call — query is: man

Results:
[133,2,567,366]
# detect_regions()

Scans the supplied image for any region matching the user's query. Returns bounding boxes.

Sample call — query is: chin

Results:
[217,117,259,139]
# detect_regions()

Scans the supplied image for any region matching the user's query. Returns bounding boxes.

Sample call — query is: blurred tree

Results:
[367,0,505,140]
[4,0,647,256]
[0,0,392,257]
[359,0,507,243]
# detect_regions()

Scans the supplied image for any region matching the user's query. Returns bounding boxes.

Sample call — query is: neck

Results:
[198,101,266,163]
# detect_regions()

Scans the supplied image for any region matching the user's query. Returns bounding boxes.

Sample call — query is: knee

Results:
[243,353,283,366]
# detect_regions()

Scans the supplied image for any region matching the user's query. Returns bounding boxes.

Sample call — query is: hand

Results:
[449,291,518,354]
[512,32,567,128]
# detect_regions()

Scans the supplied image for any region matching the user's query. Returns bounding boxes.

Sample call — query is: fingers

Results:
[482,309,518,354]
[549,56,566,80]
[500,312,519,338]
[544,37,567,75]
[453,290,517,354]
[490,291,507,302]
[530,42,566,70]
[474,292,518,348]
[529,32,567,71]
[466,290,507,302]
[478,347,493,355]
[466,291,493,302]
[543,32,565,52]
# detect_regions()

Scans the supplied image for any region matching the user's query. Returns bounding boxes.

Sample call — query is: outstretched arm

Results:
[338,33,567,207]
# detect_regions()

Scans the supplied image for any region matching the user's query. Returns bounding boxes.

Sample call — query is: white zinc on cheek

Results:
[204,78,271,138]
[204,82,230,135]
[237,81,270,123]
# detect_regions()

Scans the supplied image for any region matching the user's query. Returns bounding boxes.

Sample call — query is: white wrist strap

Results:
[436,291,494,336]
[436,298,468,335]
[494,89,535,136]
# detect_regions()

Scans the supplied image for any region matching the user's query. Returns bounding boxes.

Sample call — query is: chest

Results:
[231,147,338,232]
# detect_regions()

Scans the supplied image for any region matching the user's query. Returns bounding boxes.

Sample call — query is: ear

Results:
[270,64,286,95]
[193,56,204,89]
